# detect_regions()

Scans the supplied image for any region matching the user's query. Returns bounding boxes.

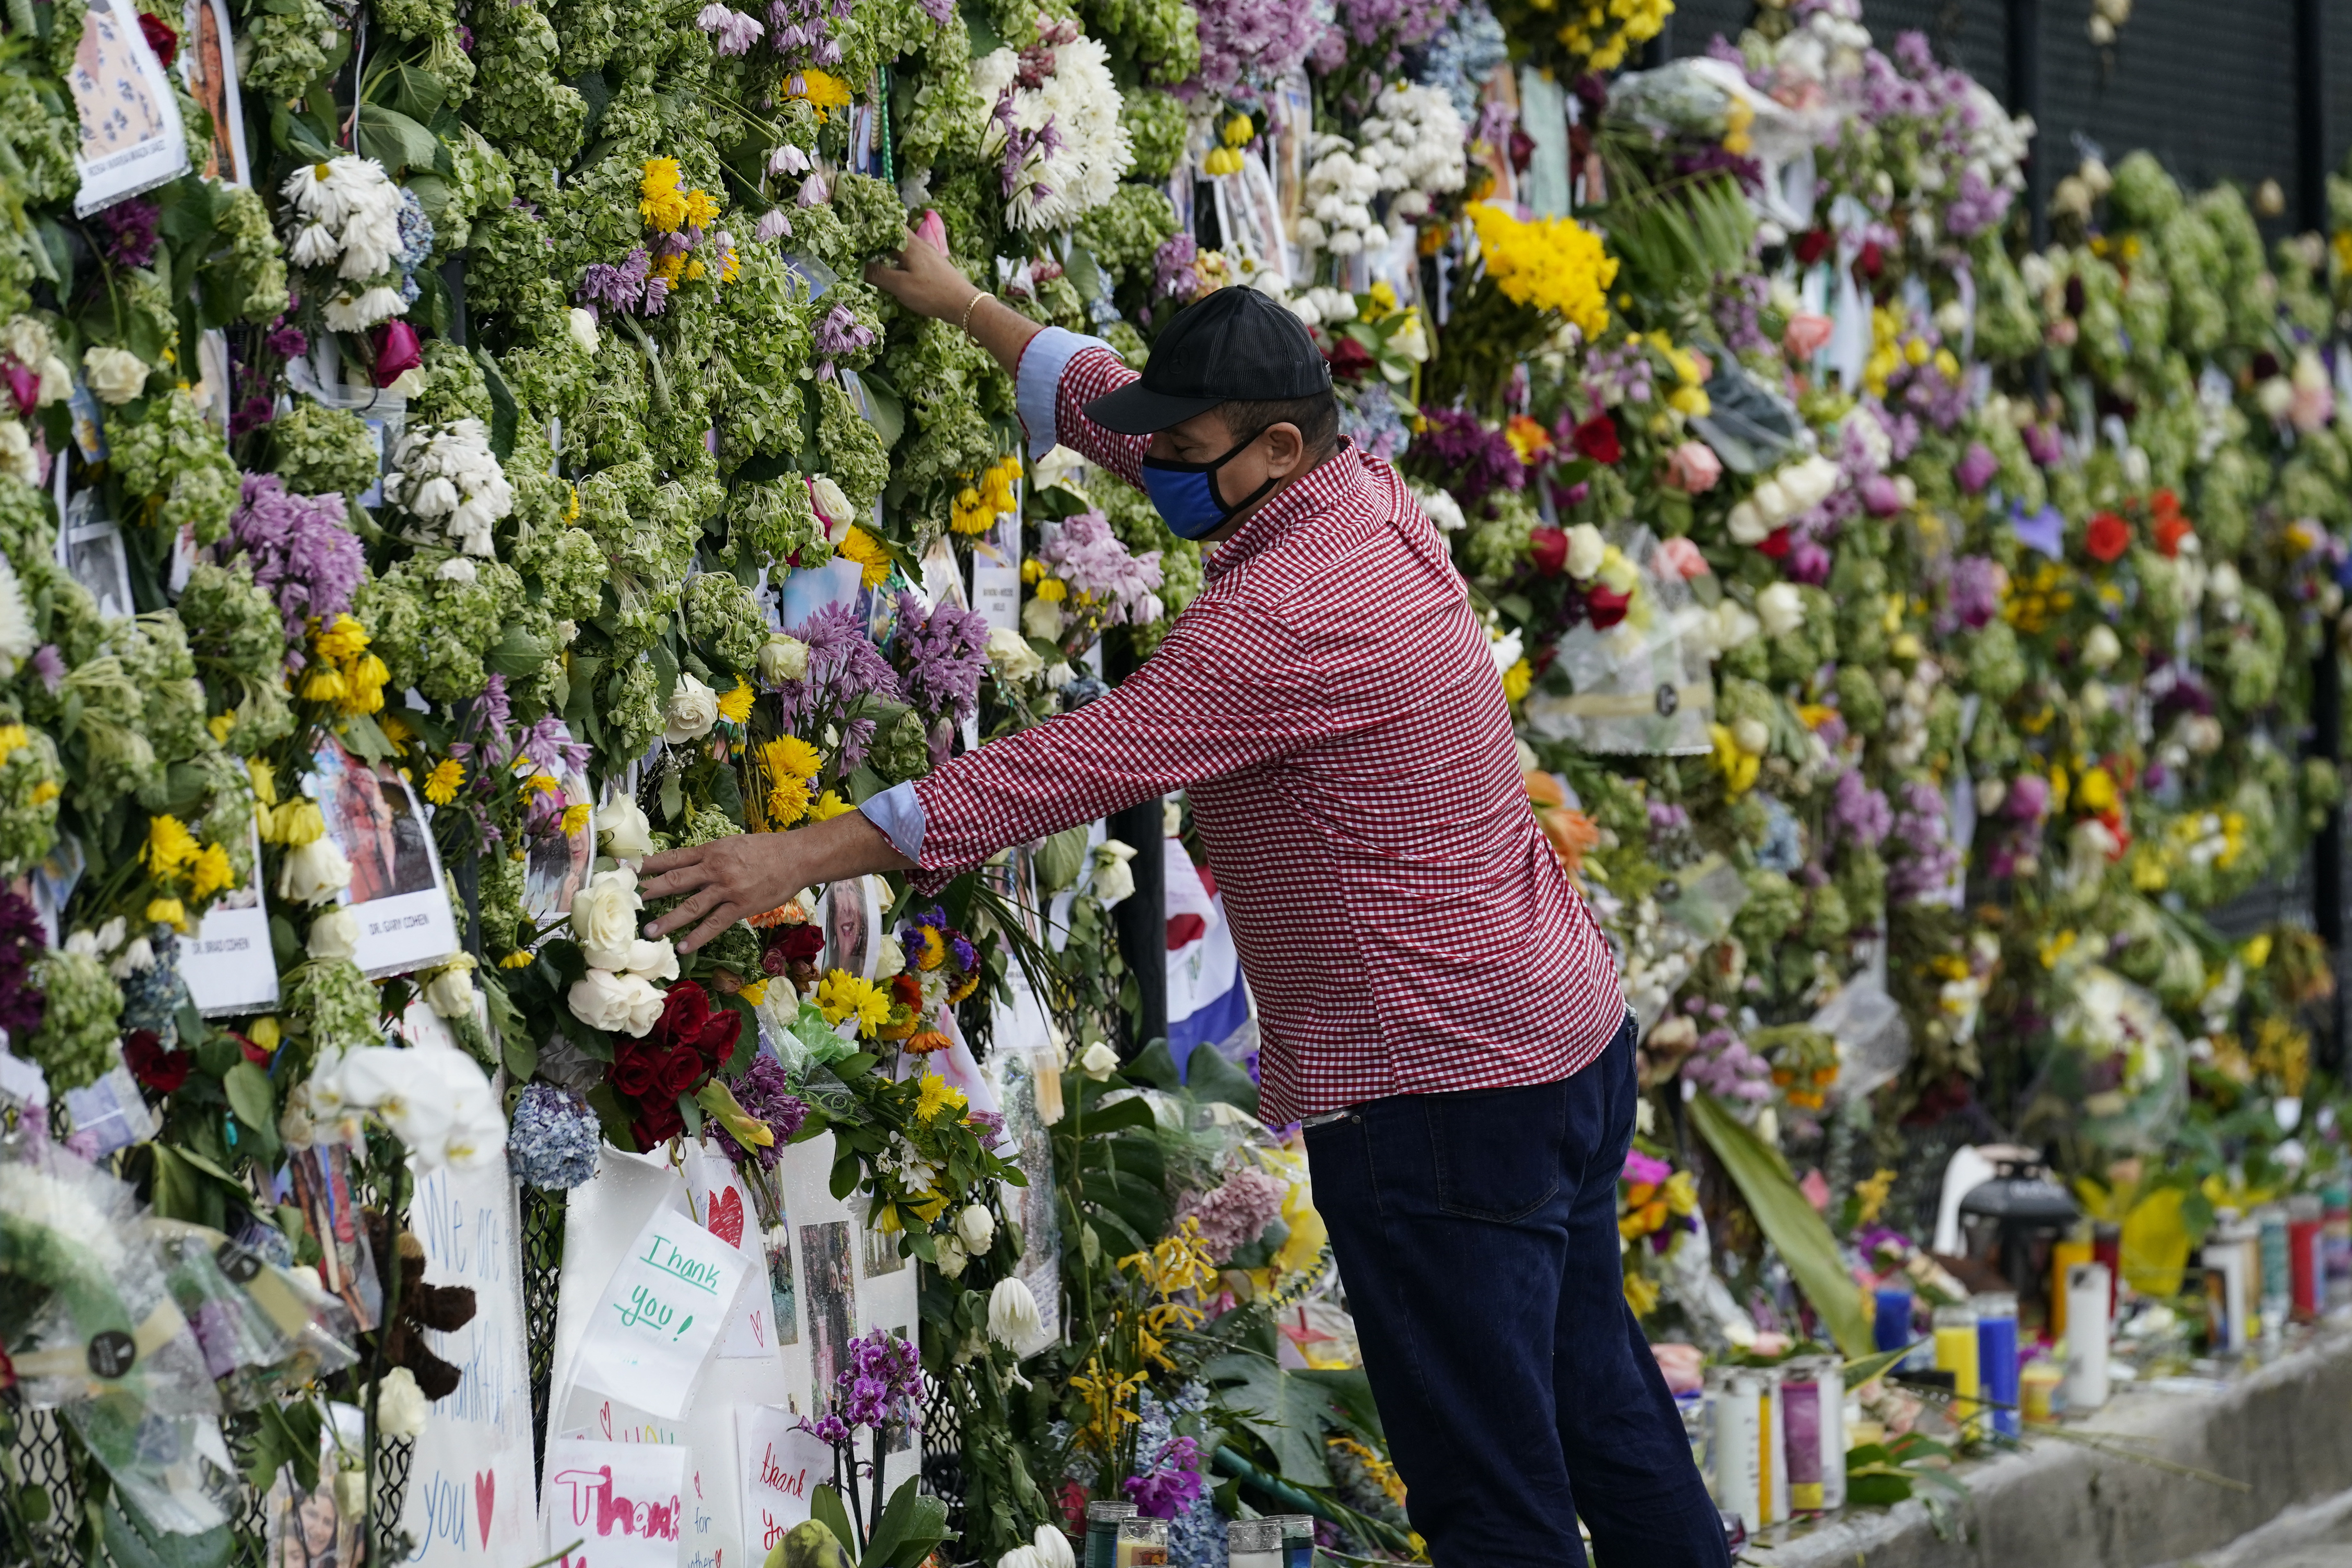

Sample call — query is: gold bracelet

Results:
[958,290,987,333]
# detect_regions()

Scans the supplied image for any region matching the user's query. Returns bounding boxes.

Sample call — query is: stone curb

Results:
[1745,1329,2352,1568]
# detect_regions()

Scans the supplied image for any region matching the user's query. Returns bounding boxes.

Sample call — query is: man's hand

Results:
[864,231,980,322]
[640,809,912,953]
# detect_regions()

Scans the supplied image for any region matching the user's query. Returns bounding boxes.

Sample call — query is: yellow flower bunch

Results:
[1708,722,1760,796]
[1117,1219,1217,1372]
[1617,1169,1696,1242]
[1466,204,1617,340]
[1071,1355,1148,1452]
[717,681,755,725]
[912,1071,966,1122]
[300,614,390,716]
[1554,0,1671,74]
[816,968,890,1035]
[2000,559,2074,634]
[836,525,891,589]
[753,735,823,829]
[951,452,1022,535]
[637,158,720,235]
[139,813,234,928]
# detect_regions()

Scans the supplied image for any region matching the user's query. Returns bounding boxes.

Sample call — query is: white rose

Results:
[82,345,150,404]
[422,960,476,1019]
[872,929,906,980]
[569,968,666,1036]
[1078,1041,1119,1080]
[663,672,719,745]
[934,1234,970,1278]
[758,633,810,685]
[1731,717,1769,756]
[0,422,35,488]
[1725,500,1771,545]
[598,796,655,865]
[986,624,1043,682]
[307,906,362,962]
[1751,477,1793,526]
[1709,600,1761,652]
[809,475,854,538]
[376,1366,429,1439]
[986,1275,1049,1354]
[954,1203,996,1253]
[1043,663,1075,689]
[622,937,679,983]
[277,838,353,905]
[2081,623,2121,671]
[571,867,644,969]
[1781,454,1840,512]
[566,306,600,356]
[1415,485,1465,532]
[35,355,71,407]
[1563,524,1606,580]
[1756,582,1806,638]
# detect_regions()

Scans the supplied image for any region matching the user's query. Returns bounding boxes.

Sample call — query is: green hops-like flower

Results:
[26,949,122,1096]
[517,523,608,623]
[287,958,381,1064]
[683,572,767,675]
[269,401,384,501]
[817,380,892,520]
[203,185,291,324]
[0,726,61,877]
[177,560,287,685]
[723,478,828,572]
[110,390,240,545]
[241,0,337,99]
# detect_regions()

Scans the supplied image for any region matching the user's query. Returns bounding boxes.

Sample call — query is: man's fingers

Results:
[636,857,713,902]
[677,902,742,955]
[644,885,724,939]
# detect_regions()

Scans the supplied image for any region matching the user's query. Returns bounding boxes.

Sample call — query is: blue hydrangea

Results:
[508,1082,602,1188]
[120,928,191,1047]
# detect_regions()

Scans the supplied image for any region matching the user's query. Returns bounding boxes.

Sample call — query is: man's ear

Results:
[1263,421,1307,476]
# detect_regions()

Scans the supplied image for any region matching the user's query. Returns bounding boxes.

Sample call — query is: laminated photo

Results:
[306,737,461,978]
[818,874,877,983]
[176,0,248,186]
[183,821,279,1018]
[66,0,191,216]
[524,771,597,930]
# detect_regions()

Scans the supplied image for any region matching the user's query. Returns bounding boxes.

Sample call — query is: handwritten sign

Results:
[736,1407,831,1557]
[571,1205,749,1421]
[544,1439,687,1568]
[684,1142,776,1363]
[396,1148,535,1564]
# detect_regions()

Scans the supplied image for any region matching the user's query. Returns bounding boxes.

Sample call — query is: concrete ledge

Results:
[1751,1330,2352,1568]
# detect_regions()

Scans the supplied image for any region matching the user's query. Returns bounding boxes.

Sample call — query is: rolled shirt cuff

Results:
[1015,324,1116,460]
[858,779,926,863]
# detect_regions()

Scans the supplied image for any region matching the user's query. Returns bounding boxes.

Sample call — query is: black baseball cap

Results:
[1083,285,1334,434]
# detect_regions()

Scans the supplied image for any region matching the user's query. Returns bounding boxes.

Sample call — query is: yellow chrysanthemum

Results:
[836,526,891,589]
[737,978,768,1005]
[1501,658,1533,703]
[1035,577,1068,603]
[28,781,57,806]
[340,652,390,716]
[810,790,854,822]
[1467,204,1617,340]
[561,803,593,837]
[313,614,370,665]
[273,798,327,848]
[683,187,721,229]
[764,734,823,780]
[913,1072,967,1122]
[500,950,535,968]
[914,926,948,971]
[816,969,891,1035]
[189,843,235,901]
[146,897,188,932]
[207,713,235,744]
[301,665,348,705]
[717,681,756,724]
[649,251,687,284]
[785,68,853,120]
[423,758,465,806]
[143,814,202,879]
[522,773,564,799]
[766,773,813,829]
[0,724,27,758]
[640,157,690,231]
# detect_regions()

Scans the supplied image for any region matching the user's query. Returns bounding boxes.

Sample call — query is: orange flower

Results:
[906,1030,951,1055]
[1504,413,1555,466]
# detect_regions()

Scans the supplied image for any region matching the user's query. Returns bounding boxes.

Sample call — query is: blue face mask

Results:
[1141,433,1279,541]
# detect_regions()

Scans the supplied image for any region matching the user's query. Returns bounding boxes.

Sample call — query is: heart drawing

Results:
[706,1186,746,1249]
[598,1401,613,1440]
[474,1470,495,1548]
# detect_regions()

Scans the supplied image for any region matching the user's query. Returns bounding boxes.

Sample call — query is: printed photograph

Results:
[797,1220,855,1410]
[313,739,438,905]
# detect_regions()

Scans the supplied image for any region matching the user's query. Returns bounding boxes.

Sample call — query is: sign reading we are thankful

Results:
[570,1205,751,1422]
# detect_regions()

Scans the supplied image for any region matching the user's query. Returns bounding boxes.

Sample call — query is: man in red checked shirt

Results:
[642,234,1732,1568]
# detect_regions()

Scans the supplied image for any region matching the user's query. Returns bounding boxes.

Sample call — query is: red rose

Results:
[653,981,712,1048]
[609,1040,662,1098]
[1323,336,1374,382]
[1528,526,1568,577]
[1792,228,1834,267]
[137,10,178,65]
[124,1030,192,1093]
[2084,511,2130,563]
[1855,241,1884,280]
[1585,585,1631,630]
[633,1098,686,1148]
[232,1031,273,1064]
[1756,526,1792,560]
[656,1044,705,1099]
[693,1006,742,1070]
[373,321,422,388]
[1570,414,1621,465]
[775,924,826,963]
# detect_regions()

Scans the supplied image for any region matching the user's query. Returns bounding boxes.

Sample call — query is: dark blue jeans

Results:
[1303,1015,1728,1567]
